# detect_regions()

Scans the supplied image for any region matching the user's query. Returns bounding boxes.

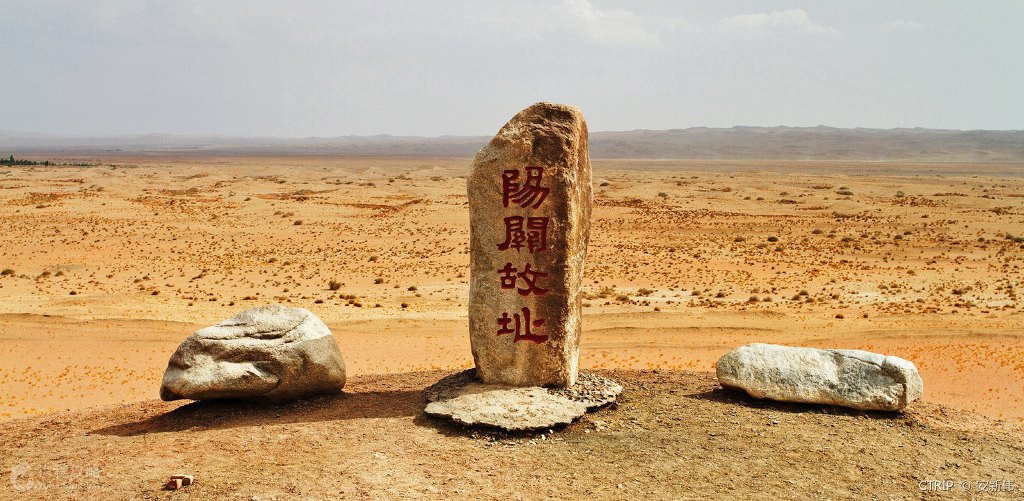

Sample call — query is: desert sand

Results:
[0,155,1021,427]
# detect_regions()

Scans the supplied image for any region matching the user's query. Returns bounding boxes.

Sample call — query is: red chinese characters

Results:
[502,167,549,208]
[496,166,551,343]
[497,262,549,296]
[496,216,549,253]
[496,307,547,344]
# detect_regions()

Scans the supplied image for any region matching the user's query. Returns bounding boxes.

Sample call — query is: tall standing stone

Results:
[468,102,592,387]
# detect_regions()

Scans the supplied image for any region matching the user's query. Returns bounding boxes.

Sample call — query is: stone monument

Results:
[468,101,592,388]
[425,102,620,430]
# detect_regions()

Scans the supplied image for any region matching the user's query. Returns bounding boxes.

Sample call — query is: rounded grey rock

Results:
[716,343,923,411]
[160,305,346,402]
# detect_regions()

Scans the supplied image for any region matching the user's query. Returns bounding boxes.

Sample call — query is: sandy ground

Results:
[0,155,1022,425]
[0,370,1021,499]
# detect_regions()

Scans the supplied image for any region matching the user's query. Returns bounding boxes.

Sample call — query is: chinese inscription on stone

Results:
[496,166,551,343]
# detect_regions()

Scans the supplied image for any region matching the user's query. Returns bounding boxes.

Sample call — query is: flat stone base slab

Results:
[423,370,621,431]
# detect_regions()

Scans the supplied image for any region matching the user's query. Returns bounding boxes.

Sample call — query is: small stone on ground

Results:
[165,474,194,490]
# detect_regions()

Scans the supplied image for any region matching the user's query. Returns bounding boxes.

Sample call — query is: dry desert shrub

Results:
[582,286,616,300]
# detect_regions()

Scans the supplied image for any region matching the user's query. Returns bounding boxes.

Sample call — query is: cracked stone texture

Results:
[716,343,923,411]
[468,102,592,388]
[424,370,620,431]
[160,305,346,401]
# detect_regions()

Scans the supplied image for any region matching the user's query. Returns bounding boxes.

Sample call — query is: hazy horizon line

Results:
[4,123,1024,140]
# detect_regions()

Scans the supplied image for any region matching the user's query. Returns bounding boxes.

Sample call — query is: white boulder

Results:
[161,305,346,401]
[716,343,923,411]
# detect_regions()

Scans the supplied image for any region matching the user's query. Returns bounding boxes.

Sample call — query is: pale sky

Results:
[1,1,1022,136]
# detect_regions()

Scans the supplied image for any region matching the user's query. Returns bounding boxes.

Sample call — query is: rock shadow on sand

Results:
[685,387,904,421]
[93,389,423,436]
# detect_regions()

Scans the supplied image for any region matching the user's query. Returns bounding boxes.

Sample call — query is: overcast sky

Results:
[1,1,1022,136]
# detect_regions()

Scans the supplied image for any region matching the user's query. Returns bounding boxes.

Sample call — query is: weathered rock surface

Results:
[424,369,620,431]
[467,102,592,387]
[160,305,346,401]
[716,343,923,411]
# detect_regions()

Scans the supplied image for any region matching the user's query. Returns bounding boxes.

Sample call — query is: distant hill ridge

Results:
[3,126,1023,162]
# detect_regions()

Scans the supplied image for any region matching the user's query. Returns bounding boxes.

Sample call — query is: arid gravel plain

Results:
[0,155,1022,424]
